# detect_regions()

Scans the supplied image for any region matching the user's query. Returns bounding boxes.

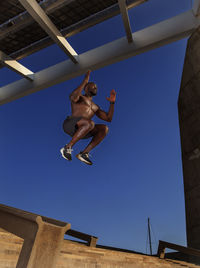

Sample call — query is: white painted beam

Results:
[193,0,200,16]
[118,0,133,43]
[18,0,78,63]
[0,10,199,105]
[0,51,34,81]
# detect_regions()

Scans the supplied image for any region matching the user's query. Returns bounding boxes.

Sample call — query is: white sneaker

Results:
[60,147,73,161]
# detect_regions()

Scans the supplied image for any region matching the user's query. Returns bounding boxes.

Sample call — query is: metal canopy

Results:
[0,0,144,58]
[0,0,144,80]
[0,1,199,105]
[18,0,78,63]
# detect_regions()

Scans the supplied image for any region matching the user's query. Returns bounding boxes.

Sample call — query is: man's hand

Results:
[84,70,91,84]
[70,70,92,102]
[106,89,116,103]
[85,70,91,78]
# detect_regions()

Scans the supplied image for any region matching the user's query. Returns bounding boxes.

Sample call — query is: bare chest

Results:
[72,96,99,114]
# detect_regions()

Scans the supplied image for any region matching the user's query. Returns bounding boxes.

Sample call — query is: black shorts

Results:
[63,116,93,139]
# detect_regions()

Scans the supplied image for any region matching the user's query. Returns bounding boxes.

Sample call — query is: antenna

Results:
[148,217,152,255]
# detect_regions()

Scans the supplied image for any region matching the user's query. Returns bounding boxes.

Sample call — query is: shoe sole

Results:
[60,148,72,161]
[76,154,92,165]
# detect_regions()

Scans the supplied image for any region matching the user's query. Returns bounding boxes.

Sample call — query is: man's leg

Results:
[82,124,109,153]
[61,119,94,161]
[76,124,109,165]
[66,119,95,148]
[66,118,95,148]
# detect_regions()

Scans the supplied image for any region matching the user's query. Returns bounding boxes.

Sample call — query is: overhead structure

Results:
[118,0,133,43]
[193,0,200,16]
[0,0,77,42]
[0,51,34,81]
[0,0,145,60]
[0,0,199,105]
[18,0,78,63]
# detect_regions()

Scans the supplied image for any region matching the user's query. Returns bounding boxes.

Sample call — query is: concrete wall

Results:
[1,228,200,268]
[0,228,23,268]
[178,26,200,249]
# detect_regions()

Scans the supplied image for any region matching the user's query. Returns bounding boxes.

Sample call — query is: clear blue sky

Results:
[0,0,192,254]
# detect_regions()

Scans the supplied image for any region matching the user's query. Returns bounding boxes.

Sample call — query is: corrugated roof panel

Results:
[0,0,142,59]
[0,0,44,25]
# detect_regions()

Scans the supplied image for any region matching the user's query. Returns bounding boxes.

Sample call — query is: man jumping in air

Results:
[60,70,116,165]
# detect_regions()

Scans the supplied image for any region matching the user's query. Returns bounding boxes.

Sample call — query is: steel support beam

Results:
[193,0,200,16]
[0,10,199,105]
[118,0,133,43]
[18,0,78,63]
[0,51,34,81]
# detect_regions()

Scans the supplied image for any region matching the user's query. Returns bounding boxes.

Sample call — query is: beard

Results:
[89,90,97,96]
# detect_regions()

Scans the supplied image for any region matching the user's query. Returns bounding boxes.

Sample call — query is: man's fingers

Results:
[107,89,116,101]
[86,70,91,75]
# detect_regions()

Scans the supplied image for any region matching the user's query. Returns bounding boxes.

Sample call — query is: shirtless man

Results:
[60,70,116,165]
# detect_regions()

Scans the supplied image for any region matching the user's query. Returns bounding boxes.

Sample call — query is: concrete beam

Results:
[118,0,133,43]
[0,51,34,81]
[193,0,200,17]
[18,0,78,63]
[0,204,71,268]
[0,10,199,105]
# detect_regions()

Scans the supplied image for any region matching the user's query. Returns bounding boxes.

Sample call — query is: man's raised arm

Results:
[96,89,116,122]
[70,70,91,102]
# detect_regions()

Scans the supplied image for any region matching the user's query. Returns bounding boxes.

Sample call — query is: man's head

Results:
[84,82,97,97]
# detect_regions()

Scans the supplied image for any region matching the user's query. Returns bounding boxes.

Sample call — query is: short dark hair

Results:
[84,82,95,90]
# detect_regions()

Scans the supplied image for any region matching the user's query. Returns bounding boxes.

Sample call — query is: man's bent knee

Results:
[89,120,95,130]
[104,125,109,135]
[100,125,109,135]
[77,119,95,130]
[82,119,95,131]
